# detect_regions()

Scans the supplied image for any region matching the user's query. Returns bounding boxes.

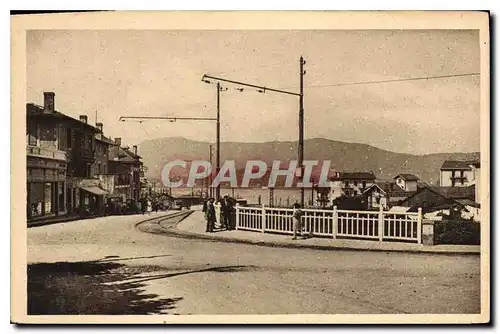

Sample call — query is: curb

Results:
[137,215,480,256]
[28,215,100,228]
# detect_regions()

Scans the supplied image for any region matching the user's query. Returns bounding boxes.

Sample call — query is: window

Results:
[103,163,107,174]
[344,181,349,188]
[353,181,358,187]
[362,181,366,188]
[98,163,101,174]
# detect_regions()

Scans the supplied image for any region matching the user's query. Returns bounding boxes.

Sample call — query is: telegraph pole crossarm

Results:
[119,116,217,122]
[202,74,301,97]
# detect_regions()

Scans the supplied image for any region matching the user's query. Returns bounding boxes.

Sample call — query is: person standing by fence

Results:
[292,202,304,240]
[205,198,216,233]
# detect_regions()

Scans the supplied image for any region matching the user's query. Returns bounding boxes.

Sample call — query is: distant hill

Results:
[138,137,480,186]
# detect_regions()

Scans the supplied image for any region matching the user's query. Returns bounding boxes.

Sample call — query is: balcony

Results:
[27,145,66,161]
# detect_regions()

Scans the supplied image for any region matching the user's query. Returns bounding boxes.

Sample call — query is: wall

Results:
[440,170,453,187]
[93,141,109,175]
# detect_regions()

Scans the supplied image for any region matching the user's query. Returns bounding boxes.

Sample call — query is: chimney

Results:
[96,122,103,133]
[133,145,138,155]
[43,92,55,112]
[79,115,88,124]
[114,137,121,146]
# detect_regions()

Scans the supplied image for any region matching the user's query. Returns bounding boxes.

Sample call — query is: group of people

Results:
[202,196,305,240]
[137,197,159,215]
[203,195,236,233]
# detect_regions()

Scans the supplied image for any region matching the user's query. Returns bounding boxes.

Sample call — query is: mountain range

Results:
[137,137,480,186]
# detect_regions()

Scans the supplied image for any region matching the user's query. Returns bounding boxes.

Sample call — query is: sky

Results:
[26,29,480,154]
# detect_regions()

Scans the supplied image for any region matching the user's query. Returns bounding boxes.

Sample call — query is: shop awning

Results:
[81,186,108,196]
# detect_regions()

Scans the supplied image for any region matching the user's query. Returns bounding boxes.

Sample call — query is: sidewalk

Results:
[174,211,480,255]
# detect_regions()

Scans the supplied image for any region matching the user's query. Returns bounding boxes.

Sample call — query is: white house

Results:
[338,172,377,196]
[393,174,419,192]
[440,160,480,188]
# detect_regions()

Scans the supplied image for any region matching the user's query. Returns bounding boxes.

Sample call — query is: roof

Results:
[95,133,117,146]
[440,160,479,170]
[401,185,475,211]
[362,183,387,195]
[376,181,416,198]
[123,146,142,160]
[428,186,475,200]
[339,172,376,180]
[394,174,419,181]
[109,147,142,163]
[27,103,99,133]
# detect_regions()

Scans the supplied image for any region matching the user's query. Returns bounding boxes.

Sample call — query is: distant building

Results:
[361,184,388,210]
[393,174,419,192]
[93,122,118,200]
[440,160,480,188]
[337,172,376,197]
[108,139,143,202]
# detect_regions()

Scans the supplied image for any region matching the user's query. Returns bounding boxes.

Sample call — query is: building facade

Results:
[27,92,114,221]
[108,139,143,202]
[440,160,480,188]
[338,172,376,196]
[393,174,419,192]
[26,93,68,220]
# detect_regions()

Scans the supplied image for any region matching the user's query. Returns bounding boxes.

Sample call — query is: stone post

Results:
[421,219,435,246]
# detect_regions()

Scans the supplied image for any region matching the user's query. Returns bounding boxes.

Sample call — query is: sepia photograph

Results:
[10,11,490,324]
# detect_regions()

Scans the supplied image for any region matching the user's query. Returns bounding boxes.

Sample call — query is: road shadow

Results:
[27,259,253,315]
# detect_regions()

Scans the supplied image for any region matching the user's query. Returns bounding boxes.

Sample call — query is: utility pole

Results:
[209,144,213,198]
[216,83,221,201]
[299,56,306,208]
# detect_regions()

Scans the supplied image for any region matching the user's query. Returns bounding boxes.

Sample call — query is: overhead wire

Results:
[278,72,480,90]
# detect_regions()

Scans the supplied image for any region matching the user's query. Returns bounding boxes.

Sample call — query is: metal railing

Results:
[215,204,422,244]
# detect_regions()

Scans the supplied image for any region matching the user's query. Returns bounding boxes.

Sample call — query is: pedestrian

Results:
[226,197,235,230]
[221,195,233,230]
[147,199,152,215]
[219,196,227,229]
[137,200,143,215]
[292,202,304,240]
[205,198,216,233]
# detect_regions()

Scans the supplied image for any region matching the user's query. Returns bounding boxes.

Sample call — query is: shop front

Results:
[78,179,109,216]
[27,156,66,221]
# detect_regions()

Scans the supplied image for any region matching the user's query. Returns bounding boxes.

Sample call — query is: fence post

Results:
[235,203,240,230]
[417,207,422,244]
[332,206,338,239]
[378,205,384,241]
[261,204,266,233]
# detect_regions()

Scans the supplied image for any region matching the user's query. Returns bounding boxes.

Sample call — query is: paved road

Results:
[27,212,480,315]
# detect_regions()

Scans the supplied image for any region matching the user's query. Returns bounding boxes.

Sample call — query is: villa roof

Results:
[441,160,479,170]
[394,174,419,181]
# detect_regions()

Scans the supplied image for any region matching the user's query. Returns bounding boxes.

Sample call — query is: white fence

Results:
[215,204,422,243]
